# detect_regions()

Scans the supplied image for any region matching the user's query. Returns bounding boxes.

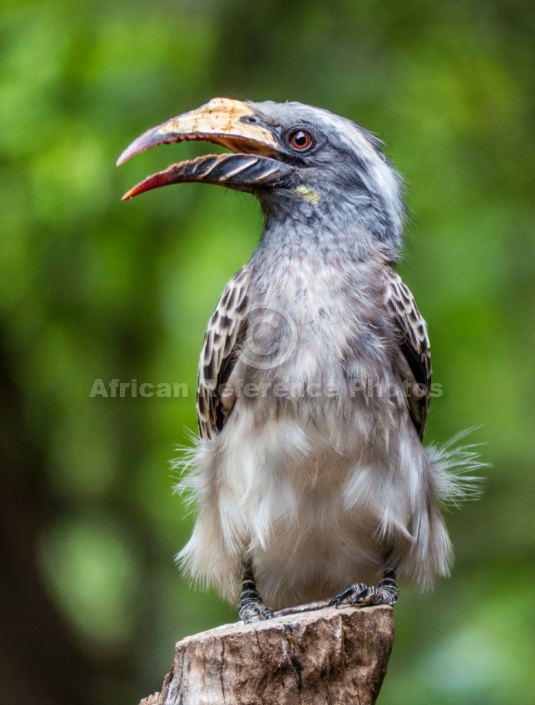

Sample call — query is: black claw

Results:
[330,571,399,608]
[329,584,364,607]
[239,599,274,623]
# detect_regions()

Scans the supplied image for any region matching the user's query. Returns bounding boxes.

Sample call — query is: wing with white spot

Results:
[196,265,250,439]
[384,267,431,439]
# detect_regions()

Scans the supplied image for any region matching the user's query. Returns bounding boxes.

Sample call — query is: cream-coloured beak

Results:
[116,97,280,166]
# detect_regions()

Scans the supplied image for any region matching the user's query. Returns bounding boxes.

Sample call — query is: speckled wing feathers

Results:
[384,267,431,438]
[197,264,430,439]
[196,266,250,439]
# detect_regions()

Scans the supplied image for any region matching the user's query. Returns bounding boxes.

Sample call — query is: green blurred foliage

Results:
[1,0,534,703]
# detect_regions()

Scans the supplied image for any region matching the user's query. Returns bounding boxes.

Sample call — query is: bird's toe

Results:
[238,598,274,623]
[330,581,398,607]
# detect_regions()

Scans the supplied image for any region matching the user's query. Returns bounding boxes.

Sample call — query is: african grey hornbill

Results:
[117,98,479,622]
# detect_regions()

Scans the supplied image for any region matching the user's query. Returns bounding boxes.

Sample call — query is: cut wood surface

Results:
[140,604,394,705]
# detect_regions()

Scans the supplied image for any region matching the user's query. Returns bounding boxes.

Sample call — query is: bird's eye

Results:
[287,130,314,151]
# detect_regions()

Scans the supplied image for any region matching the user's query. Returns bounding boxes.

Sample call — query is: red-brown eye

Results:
[288,130,313,151]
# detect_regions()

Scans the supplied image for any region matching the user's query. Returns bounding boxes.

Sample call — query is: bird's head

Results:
[117,97,405,259]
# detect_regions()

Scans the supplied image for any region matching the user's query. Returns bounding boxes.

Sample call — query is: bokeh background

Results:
[1,0,534,703]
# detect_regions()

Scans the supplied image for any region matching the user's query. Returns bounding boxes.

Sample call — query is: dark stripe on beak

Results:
[121,153,295,200]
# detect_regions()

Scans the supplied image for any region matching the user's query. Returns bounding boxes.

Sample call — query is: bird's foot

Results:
[238,561,274,622]
[238,596,274,623]
[330,569,398,607]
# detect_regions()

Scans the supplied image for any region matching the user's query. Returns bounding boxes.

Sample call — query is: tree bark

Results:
[139,604,394,705]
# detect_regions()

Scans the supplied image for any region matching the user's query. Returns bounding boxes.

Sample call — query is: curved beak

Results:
[117,97,295,200]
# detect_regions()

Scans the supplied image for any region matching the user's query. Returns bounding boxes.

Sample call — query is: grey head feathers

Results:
[249,100,406,261]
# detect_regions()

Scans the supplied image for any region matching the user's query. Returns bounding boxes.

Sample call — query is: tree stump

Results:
[139,604,394,705]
